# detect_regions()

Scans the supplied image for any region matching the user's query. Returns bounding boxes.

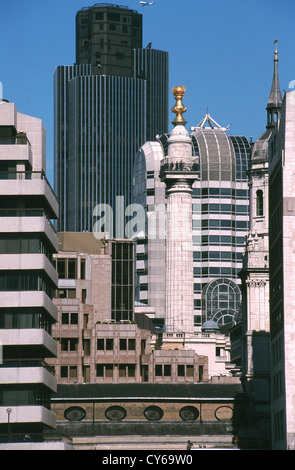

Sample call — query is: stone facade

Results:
[269,90,295,449]
[49,383,254,450]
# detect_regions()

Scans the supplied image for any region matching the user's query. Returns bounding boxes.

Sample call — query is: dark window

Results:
[62,313,69,324]
[106,339,113,350]
[71,313,78,325]
[164,365,171,376]
[57,259,66,278]
[80,259,85,279]
[120,339,127,350]
[97,339,104,350]
[155,365,162,376]
[128,339,136,350]
[256,190,264,217]
[68,259,76,279]
[178,365,185,377]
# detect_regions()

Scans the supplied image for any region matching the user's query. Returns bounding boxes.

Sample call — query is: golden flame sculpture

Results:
[171,86,187,126]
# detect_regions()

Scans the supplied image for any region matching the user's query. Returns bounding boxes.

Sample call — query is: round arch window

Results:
[105,406,126,421]
[202,278,241,325]
[64,406,86,422]
[179,406,199,422]
[215,406,234,422]
[144,406,163,421]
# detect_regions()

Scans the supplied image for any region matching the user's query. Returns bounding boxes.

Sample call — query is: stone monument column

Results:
[160,86,199,332]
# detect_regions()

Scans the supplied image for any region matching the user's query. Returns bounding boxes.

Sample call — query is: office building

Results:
[49,232,208,384]
[268,89,295,450]
[133,95,251,331]
[54,3,169,233]
[0,100,61,447]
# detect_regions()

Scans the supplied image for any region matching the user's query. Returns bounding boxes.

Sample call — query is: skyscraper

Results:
[54,3,169,233]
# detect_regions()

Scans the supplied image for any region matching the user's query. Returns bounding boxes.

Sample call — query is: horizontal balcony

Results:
[0,328,57,358]
[0,144,32,165]
[0,291,57,322]
[0,210,58,248]
[0,171,58,219]
[0,361,56,393]
[0,406,56,429]
[0,254,58,286]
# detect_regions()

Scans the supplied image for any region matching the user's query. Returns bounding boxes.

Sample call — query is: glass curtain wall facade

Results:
[54,5,169,234]
[133,48,169,142]
[55,66,146,233]
[191,128,250,327]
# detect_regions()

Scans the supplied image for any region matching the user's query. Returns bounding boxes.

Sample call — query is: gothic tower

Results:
[239,42,282,447]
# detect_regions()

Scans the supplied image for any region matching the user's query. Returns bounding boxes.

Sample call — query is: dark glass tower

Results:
[76,4,142,76]
[54,4,169,233]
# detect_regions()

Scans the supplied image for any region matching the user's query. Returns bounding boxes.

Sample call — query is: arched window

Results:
[256,190,263,217]
[202,278,241,325]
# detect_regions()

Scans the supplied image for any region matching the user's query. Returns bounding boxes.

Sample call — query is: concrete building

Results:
[49,232,208,385]
[55,3,169,233]
[0,100,65,447]
[268,89,295,450]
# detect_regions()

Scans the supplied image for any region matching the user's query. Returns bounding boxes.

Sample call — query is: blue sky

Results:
[0,0,294,186]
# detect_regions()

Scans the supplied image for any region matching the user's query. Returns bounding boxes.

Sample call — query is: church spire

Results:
[266,40,282,129]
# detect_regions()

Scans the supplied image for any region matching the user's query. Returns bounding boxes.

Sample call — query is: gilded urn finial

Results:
[171,86,187,126]
[274,39,278,59]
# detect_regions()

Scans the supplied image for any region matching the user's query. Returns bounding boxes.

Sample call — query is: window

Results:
[0,270,54,298]
[69,366,77,378]
[62,313,69,324]
[199,365,204,382]
[71,313,78,325]
[106,339,113,350]
[61,338,78,352]
[128,339,136,350]
[120,339,127,350]
[57,259,66,279]
[68,259,76,279]
[80,259,85,279]
[164,365,171,376]
[186,365,194,377]
[56,289,76,299]
[60,366,68,378]
[128,364,136,377]
[178,365,185,377]
[256,190,264,217]
[96,364,113,378]
[0,308,52,332]
[105,365,113,378]
[155,365,162,376]
[119,364,126,377]
[56,258,77,279]
[97,339,104,350]
[62,312,78,325]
